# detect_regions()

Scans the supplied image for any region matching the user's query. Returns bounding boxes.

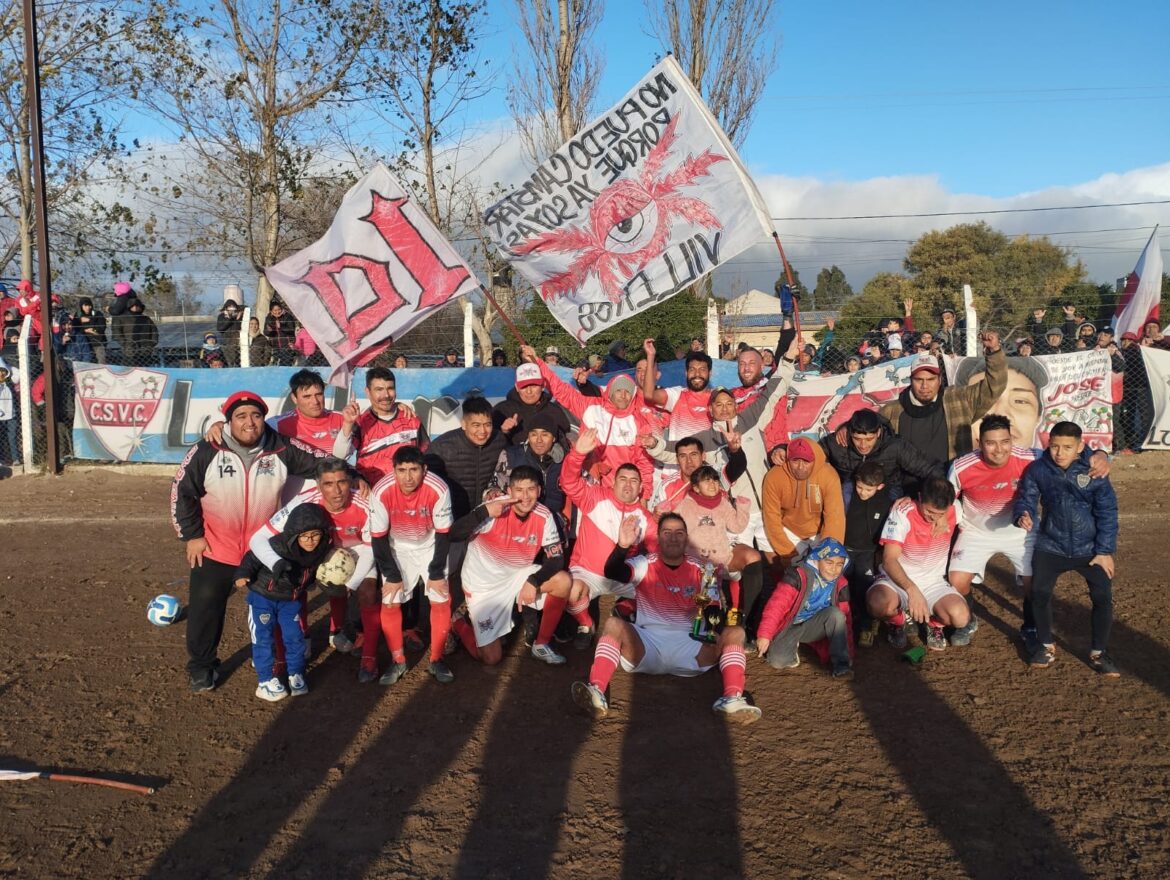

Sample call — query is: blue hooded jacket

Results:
[1013,447,1117,558]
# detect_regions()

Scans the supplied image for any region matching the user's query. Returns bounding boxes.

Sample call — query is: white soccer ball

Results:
[147,594,182,627]
[316,547,358,587]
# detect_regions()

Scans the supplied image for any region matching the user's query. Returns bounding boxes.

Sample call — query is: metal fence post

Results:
[240,306,251,367]
[462,299,474,367]
[706,297,719,356]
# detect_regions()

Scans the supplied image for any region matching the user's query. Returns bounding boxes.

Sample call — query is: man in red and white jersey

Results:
[641,338,714,441]
[272,370,345,452]
[250,456,375,665]
[570,512,761,724]
[947,414,1110,648]
[560,427,658,644]
[171,391,324,692]
[367,445,456,686]
[334,367,428,484]
[866,477,968,653]
[447,465,573,667]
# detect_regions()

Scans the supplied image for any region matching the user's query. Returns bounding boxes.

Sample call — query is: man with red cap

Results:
[878,331,1005,464]
[492,362,571,450]
[761,436,846,572]
[171,391,325,693]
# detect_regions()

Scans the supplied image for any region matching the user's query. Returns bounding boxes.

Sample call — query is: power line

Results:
[774,200,1170,221]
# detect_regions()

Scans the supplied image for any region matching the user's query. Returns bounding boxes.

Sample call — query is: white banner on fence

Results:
[1141,347,1170,450]
[484,55,773,343]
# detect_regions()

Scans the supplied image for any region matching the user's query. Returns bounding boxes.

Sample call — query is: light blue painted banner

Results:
[70,359,741,463]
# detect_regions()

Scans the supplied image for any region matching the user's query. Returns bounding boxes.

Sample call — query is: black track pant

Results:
[186,558,238,677]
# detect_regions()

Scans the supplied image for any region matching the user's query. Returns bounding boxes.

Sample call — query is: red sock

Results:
[727,580,741,609]
[536,595,567,646]
[719,644,747,697]
[451,616,480,660]
[889,610,906,627]
[589,635,622,691]
[328,596,347,634]
[380,604,406,663]
[359,604,381,663]
[429,601,451,663]
[568,598,593,629]
[298,595,310,634]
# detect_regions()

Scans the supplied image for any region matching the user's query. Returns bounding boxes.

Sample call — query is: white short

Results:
[571,565,636,600]
[731,508,773,553]
[465,563,544,647]
[868,576,960,615]
[381,544,449,604]
[949,528,1034,579]
[618,625,714,677]
[783,527,818,561]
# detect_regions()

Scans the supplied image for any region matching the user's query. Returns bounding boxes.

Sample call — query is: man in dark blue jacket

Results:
[1014,421,1119,676]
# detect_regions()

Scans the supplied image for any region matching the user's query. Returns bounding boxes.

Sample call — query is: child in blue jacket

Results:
[1013,421,1119,676]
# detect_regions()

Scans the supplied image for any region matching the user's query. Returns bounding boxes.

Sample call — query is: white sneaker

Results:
[712,694,761,724]
[329,632,356,654]
[288,673,308,696]
[571,681,608,719]
[256,678,288,702]
[531,643,567,665]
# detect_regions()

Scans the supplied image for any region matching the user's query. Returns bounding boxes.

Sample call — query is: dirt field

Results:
[1,457,1168,880]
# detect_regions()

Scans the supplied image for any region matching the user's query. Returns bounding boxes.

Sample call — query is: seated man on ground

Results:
[571,513,761,725]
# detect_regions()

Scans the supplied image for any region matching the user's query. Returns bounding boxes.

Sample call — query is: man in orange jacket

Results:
[761,437,845,572]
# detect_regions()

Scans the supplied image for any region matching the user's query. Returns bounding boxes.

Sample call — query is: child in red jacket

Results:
[756,538,853,679]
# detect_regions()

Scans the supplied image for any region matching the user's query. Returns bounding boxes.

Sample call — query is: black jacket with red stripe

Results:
[170,428,324,566]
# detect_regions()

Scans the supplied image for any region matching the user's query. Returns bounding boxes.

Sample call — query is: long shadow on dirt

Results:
[451,664,594,879]
[619,674,743,880]
[855,574,1089,879]
[258,656,500,878]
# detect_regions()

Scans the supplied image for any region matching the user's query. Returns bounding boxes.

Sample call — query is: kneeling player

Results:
[448,465,573,666]
[368,445,455,685]
[866,478,968,652]
[571,513,761,724]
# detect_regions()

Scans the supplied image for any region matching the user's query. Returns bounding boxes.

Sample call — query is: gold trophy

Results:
[690,562,724,643]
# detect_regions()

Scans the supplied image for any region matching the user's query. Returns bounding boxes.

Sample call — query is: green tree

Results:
[812,265,853,311]
[835,271,913,352]
[509,293,708,367]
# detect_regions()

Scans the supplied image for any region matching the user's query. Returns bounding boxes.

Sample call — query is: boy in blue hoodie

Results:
[1013,421,1119,676]
[234,503,334,701]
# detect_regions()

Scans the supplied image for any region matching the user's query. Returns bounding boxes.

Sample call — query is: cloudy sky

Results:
[128,0,1170,301]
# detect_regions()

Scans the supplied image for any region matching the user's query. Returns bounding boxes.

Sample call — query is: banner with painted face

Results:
[265,164,481,384]
[1140,347,1170,450]
[484,56,774,343]
[944,349,1117,450]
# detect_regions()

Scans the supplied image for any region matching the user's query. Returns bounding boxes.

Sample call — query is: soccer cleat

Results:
[255,677,288,702]
[858,619,880,648]
[189,668,220,693]
[949,617,978,647]
[329,632,356,654]
[831,664,855,681]
[428,660,455,684]
[530,643,567,665]
[288,673,308,696]
[712,694,762,725]
[574,625,595,651]
[1019,625,1038,650]
[887,623,908,651]
[571,681,609,719]
[1089,651,1120,678]
[357,659,379,684]
[926,620,947,652]
[1028,643,1056,669]
[443,629,460,656]
[378,661,408,686]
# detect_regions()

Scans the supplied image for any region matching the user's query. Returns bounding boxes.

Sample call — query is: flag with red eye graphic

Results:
[266,164,482,385]
[484,55,775,343]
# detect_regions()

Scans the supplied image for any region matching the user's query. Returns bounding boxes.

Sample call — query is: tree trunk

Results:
[17,120,32,280]
[555,0,574,142]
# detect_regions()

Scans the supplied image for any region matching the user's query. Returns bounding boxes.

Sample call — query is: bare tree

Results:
[643,0,777,147]
[132,0,385,315]
[0,1,145,280]
[508,0,604,163]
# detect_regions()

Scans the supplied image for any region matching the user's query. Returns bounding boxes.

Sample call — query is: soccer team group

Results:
[170,325,1121,725]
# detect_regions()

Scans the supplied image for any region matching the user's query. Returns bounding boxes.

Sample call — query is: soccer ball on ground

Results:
[316,546,358,588]
[147,594,183,626]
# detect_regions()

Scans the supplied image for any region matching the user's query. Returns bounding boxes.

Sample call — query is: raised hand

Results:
[519,344,537,363]
[574,426,600,455]
[981,330,1001,353]
[643,338,657,359]
[902,298,913,317]
[341,399,361,427]
[501,413,519,433]
[617,513,642,549]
